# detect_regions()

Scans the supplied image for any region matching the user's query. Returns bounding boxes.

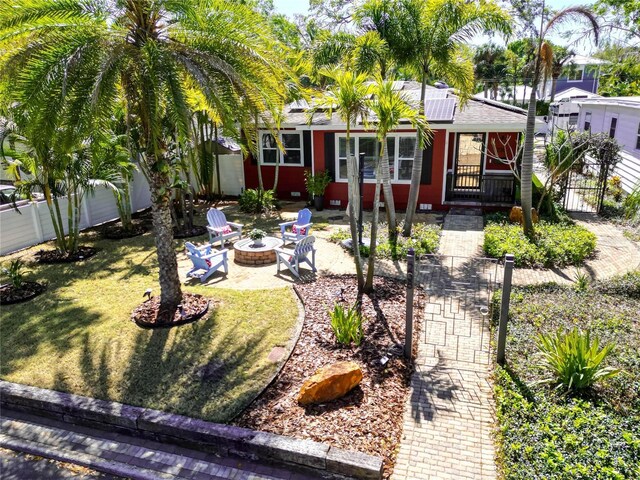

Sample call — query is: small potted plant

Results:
[304,169,332,211]
[249,228,267,247]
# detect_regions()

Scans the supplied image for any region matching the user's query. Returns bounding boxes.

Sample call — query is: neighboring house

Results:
[244,81,526,211]
[543,54,606,98]
[576,96,640,193]
[548,87,602,133]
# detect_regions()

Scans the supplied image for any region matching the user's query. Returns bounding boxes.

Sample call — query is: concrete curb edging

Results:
[0,381,383,479]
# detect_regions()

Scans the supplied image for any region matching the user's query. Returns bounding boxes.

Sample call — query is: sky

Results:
[271,0,602,55]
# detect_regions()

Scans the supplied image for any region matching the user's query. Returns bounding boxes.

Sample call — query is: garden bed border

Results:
[0,380,383,479]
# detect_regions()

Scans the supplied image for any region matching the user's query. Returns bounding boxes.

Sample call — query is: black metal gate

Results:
[562,159,610,213]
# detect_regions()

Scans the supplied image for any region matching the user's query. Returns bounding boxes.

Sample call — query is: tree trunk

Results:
[364,146,383,293]
[380,137,396,240]
[345,125,365,292]
[403,68,428,237]
[550,75,558,103]
[148,154,183,321]
[214,122,222,197]
[521,79,538,238]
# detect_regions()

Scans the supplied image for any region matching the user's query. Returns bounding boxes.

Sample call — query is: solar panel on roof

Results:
[424,98,456,121]
[423,89,449,99]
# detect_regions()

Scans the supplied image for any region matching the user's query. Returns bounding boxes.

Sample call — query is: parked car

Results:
[0,185,43,205]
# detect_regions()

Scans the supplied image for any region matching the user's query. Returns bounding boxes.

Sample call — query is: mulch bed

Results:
[0,281,46,305]
[236,275,424,479]
[102,222,148,240]
[35,246,98,264]
[173,225,208,239]
[131,293,211,328]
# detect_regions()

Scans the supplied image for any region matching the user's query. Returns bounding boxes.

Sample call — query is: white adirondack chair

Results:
[275,235,317,279]
[206,208,243,247]
[185,242,228,283]
[279,208,313,245]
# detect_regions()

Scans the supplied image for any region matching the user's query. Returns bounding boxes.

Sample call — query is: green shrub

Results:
[573,269,590,293]
[496,368,640,480]
[536,327,620,391]
[595,270,640,299]
[238,188,278,213]
[483,220,596,267]
[624,183,640,223]
[329,303,364,346]
[2,259,26,289]
[330,222,441,260]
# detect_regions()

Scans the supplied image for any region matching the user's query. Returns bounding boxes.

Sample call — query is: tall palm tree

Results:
[364,78,430,292]
[383,0,511,236]
[308,70,373,293]
[519,6,599,237]
[0,0,289,321]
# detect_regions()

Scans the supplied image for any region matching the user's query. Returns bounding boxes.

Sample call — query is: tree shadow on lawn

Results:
[52,311,279,423]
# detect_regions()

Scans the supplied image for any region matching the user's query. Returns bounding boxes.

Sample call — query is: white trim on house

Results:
[332,132,418,184]
[258,130,305,167]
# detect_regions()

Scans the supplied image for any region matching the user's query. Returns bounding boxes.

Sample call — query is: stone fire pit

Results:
[233,236,284,266]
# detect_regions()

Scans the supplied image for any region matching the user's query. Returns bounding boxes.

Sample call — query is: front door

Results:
[454,133,485,190]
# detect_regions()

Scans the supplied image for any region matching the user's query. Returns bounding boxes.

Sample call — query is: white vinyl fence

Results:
[0,169,152,255]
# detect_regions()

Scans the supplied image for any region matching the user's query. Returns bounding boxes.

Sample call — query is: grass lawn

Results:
[494,277,640,479]
[0,229,298,423]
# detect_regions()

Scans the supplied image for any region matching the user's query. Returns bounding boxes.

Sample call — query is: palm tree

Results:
[364,78,430,292]
[519,6,599,237]
[0,0,289,321]
[474,43,507,100]
[308,70,373,293]
[382,0,511,236]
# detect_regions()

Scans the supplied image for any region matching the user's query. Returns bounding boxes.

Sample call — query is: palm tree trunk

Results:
[147,152,183,321]
[255,114,264,191]
[380,137,396,240]
[550,75,558,103]
[345,124,365,292]
[521,80,538,238]
[364,148,383,292]
[403,68,428,237]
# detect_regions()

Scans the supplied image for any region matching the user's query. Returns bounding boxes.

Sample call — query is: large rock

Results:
[297,362,363,405]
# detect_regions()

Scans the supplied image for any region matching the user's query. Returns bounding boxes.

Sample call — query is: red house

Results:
[244,81,526,211]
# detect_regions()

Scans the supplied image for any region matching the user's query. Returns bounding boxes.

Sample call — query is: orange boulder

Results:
[297,361,363,405]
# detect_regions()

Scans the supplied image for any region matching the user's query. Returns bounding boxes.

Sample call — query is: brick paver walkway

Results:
[512,213,640,285]
[392,214,498,480]
[0,409,321,480]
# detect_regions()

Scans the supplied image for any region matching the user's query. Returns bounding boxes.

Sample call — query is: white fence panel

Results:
[0,203,42,254]
[217,154,244,196]
[130,169,152,212]
[86,186,120,225]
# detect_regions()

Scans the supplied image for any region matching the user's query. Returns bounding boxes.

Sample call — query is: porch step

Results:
[448,207,483,216]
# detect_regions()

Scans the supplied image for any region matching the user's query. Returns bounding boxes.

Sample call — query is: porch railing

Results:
[446,172,516,204]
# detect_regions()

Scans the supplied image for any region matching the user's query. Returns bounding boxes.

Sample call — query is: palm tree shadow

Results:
[410,353,459,423]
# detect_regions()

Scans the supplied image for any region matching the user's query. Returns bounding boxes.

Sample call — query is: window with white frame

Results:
[336,134,416,182]
[636,123,640,150]
[259,132,304,165]
[562,66,584,81]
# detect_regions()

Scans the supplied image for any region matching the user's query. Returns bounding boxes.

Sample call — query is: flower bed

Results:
[236,275,425,478]
[330,222,441,260]
[483,219,596,267]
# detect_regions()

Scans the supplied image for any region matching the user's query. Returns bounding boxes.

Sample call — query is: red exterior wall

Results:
[243,129,519,209]
[243,160,308,200]
[485,132,519,171]
[314,129,447,211]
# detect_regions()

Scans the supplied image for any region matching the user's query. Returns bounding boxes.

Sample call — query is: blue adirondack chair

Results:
[206,208,243,247]
[275,235,317,279]
[279,208,313,245]
[185,242,228,283]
